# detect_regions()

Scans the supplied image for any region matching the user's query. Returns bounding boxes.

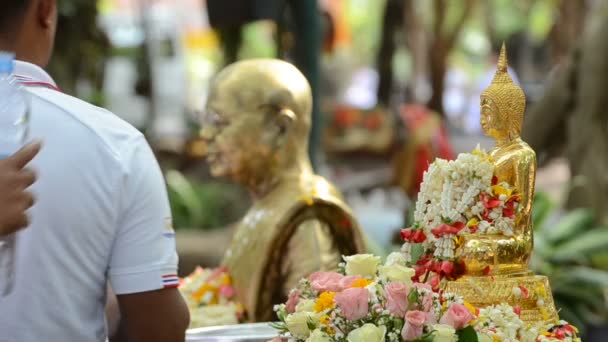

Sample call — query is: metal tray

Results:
[185,323,283,342]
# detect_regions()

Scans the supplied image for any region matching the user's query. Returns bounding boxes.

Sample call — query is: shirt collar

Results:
[14,60,57,87]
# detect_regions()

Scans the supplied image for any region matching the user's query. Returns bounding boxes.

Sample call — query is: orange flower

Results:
[350,278,373,288]
[315,291,336,312]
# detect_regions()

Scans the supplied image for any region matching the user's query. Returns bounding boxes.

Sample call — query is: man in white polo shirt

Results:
[0,1,189,341]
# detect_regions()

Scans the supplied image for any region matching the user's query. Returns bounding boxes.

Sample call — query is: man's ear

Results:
[36,0,56,29]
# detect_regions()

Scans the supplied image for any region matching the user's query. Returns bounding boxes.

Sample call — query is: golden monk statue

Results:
[445,44,559,324]
[200,59,365,322]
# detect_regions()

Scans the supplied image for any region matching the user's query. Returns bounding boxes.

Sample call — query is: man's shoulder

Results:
[28,88,144,159]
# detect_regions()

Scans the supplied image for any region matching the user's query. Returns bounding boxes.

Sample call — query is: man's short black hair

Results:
[0,0,31,37]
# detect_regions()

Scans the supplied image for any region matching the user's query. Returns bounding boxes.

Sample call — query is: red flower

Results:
[441,261,455,276]
[513,305,522,316]
[401,228,427,243]
[481,192,502,209]
[492,176,498,185]
[431,222,465,238]
[518,285,529,299]
[483,266,492,276]
[430,275,441,292]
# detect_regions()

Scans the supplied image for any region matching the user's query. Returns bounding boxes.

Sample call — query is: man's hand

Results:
[110,288,190,342]
[0,142,41,237]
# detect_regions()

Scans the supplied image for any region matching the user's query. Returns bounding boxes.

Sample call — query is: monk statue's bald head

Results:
[201,59,314,193]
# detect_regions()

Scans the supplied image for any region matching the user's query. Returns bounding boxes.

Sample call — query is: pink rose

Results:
[219,285,235,299]
[309,271,344,292]
[385,282,409,317]
[334,287,370,321]
[402,310,426,341]
[440,303,474,329]
[339,275,362,289]
[420,292,434,312]
[285,290,300,314]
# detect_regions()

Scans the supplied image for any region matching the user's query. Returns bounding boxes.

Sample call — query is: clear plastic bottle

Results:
[0,52,29,296]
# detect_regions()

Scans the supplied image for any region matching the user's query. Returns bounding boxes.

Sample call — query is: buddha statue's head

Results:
[480,44,526,141]
[201,59,313,186]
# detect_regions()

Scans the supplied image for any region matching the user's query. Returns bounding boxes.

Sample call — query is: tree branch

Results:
[446,0,475,50]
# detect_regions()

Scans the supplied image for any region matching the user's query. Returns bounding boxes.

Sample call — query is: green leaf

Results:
[545,208,594,244]
[457,326,479,342]
[417,332,436,342]
[590,250,608,270]
[550,230,608,262]
[166,170,205,226]
[532,191,555,229]
[562,266,608,288]
[408,290,420,310]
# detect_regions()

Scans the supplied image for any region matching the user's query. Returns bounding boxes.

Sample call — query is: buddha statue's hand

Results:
[457,229,532,276]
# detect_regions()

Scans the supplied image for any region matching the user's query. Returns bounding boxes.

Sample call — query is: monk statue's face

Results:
[480,96,509,140]
[201,95,282,181]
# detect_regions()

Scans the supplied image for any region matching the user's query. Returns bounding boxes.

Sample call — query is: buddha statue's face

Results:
[480,96,509,140]
[201,94,279,181]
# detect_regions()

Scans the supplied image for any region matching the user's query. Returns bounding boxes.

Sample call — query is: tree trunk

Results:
[524,16,608,223]
[287,0,322,170]
[376,0,406,107]
[428,40,447,114]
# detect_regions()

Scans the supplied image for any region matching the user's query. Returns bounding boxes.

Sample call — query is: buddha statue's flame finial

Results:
[480,43,526,135]
[488,42,515,85]
[497,42,508,73]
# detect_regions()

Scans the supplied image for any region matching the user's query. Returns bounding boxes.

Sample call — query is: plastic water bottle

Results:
[0,52,29,296]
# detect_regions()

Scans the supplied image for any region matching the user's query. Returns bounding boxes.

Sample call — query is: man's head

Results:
[0,0,57,67]
[201,59,312,183]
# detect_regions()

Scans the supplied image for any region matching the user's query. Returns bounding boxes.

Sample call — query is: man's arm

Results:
[110,288,189,342]
[0,142,40,236]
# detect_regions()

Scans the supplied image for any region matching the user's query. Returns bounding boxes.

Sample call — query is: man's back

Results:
[0,61,181,341]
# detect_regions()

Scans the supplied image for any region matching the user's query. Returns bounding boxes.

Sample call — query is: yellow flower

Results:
[350,278,373,288]
[467,218,479,227]
[320,315,330,325]
[192,284,216,302]
[463,302,477,315]
[491,185,513,197]
[493,336,500,342]
[314,292,336,313]
[221,274,232,286]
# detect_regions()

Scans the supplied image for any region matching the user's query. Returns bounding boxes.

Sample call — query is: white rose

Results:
[189,304,239,328]
[344,254,381,277]
[296,299,316,313]
[379,264,415,284]
[385,251,407,266]
[432,324,458,342]
[285,312,319,338]
[346,323,387,342]
[477,332,494,342]
[306,329,332,342]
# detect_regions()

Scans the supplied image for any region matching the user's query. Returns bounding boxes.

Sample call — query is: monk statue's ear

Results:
[274,108,296,144]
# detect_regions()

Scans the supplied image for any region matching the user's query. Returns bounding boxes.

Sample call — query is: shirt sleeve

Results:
[108,135,179,295]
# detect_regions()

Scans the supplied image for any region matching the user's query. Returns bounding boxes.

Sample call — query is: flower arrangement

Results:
[400,149,521,287]
[178,266,246,328]
[271,253,580,342]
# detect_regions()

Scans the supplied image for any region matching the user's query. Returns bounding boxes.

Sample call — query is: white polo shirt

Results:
[0,61,179,341]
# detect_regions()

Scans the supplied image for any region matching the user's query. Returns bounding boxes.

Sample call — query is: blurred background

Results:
[52,0,608,338]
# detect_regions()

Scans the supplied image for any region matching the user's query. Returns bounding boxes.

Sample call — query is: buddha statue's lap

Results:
[201,59,365,322]
[444,45,558,325]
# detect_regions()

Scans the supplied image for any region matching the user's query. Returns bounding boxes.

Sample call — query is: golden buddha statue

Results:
[444,44,559,325]
[200,59,365,322]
